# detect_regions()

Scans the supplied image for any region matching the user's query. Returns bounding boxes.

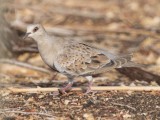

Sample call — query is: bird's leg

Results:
[85,76,93,94]
[58,79,73,94]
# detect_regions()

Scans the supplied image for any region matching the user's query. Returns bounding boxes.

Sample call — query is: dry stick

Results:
[111,102,136,111]
[8,86,160,93]
[13,46,38,53]
[0,110,54,117]
[0,59,51,74]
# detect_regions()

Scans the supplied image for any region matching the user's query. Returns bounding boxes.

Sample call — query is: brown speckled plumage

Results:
[56,41,110,76]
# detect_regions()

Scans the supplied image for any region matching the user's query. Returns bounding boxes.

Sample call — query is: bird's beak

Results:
[23,32,31,39]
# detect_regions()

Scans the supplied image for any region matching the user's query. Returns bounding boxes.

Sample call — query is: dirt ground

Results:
[0,0,160,119]
[1,90,160,120]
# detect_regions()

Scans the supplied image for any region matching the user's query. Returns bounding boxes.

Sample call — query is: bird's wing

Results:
[55,42,132,76]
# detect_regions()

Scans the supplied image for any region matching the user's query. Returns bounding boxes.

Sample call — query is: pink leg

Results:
[84,76,95,94]
[85,80,93,94]
[58,82,73,94]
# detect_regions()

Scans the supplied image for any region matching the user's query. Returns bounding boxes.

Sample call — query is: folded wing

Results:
[55,42,133,76]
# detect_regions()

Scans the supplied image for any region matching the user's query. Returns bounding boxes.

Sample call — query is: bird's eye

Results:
[33,27,39,33]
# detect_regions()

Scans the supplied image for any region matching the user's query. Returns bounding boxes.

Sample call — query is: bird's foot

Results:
[84,81,94,94]
[50,82,73,96]
[84,87,97,95]
[58,88,67,94]
[58,82,73,94]
[84,86,92,94]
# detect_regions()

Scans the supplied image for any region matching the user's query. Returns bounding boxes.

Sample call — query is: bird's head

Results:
[24,24,46,41]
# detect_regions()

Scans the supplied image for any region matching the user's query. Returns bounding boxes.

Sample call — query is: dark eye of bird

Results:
[33,27,39,33]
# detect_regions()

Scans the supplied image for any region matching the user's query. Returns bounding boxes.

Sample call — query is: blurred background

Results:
[0,0,159,85]
[0,0,160,119]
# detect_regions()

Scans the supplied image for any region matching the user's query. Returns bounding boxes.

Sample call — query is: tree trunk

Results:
[0,1,20,58]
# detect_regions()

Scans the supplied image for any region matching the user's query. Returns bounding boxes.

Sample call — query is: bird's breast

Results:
[38,43,57,68]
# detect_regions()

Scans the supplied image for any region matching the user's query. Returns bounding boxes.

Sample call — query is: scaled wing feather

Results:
[55,42,133,76]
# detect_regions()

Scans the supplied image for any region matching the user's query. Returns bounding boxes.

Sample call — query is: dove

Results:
[24,24,140,94]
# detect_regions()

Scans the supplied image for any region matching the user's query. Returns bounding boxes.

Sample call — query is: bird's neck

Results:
[37,34,60,67]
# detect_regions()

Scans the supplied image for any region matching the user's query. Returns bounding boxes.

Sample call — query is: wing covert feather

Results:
[56,42,111,75]
[55,42,133,76]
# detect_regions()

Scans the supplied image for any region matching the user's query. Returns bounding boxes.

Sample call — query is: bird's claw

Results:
[58,88,68,94]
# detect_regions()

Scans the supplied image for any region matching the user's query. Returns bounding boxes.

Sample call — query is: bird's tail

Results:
[122,61,145,68]
[112,53,145,68]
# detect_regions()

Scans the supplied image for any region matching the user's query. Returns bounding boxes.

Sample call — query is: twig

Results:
[111,102,136,111]
[13,46,38,53]
[0,110,54,117]
[8,86,160,93]
[0,59,51,74]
